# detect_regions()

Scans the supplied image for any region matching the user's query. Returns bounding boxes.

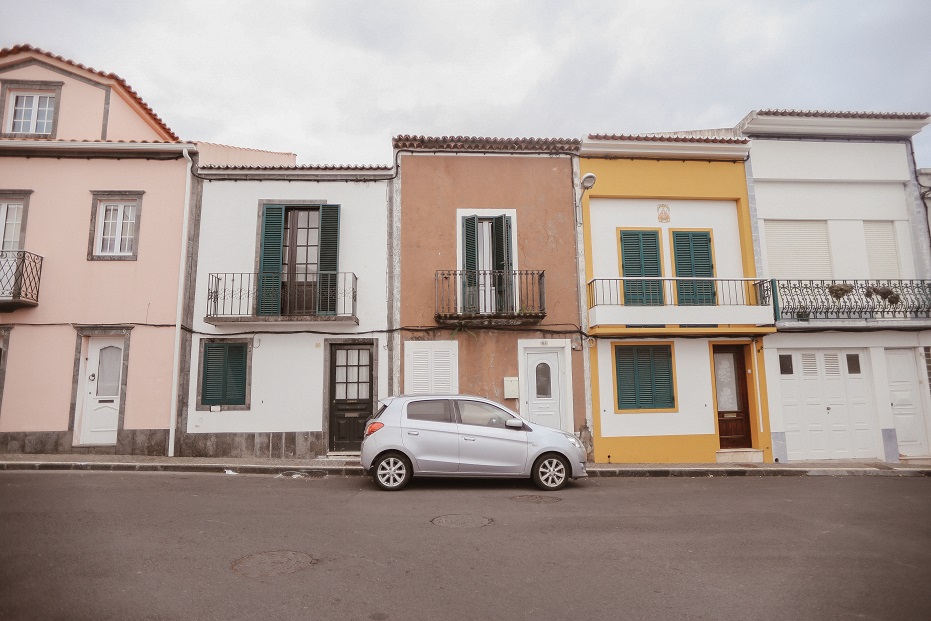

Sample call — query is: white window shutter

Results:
[404,341,459,394]
[764,220,832,279]
[864,221,900,279]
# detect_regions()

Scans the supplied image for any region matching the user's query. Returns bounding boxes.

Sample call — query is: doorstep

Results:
[716,448,764,463]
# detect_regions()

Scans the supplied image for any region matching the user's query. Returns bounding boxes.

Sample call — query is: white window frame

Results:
[7,92,55,135]
[1,201,25,251]
[88,191,144,261]
[454,208,518,272]
[0,80,62,138]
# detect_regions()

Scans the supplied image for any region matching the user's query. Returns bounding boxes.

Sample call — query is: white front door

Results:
[79,337,123,445]
[885,349,930,457]
[525,350,563,430]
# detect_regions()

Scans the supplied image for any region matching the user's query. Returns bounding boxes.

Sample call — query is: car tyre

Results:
[532,453,569,491]
[372,452,412,491]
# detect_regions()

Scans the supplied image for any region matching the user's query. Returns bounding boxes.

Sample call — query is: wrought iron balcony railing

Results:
[0,250,43,311]
[773,279,931,320]
[435,270,545,323]
[586,277,774,327]
[206,272,357,321]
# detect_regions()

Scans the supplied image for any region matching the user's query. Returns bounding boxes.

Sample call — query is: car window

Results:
[406,399,452,424]
[372,402,389,419]
[456,401,513,428]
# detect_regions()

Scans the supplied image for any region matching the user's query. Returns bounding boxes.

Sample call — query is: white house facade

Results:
[177,163,393,458]
[745,110,931,464]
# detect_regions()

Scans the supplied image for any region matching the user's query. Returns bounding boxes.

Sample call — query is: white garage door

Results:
[778,349,878,461]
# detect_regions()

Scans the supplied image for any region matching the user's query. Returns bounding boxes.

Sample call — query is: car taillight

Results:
[364,421,384,436]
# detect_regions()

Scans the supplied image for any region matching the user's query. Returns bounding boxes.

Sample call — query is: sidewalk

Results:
[1,452,929,478]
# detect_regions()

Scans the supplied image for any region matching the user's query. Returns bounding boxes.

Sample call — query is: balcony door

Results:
[1,201,23,299]
[282,207,320,315]
[462,215,512,314]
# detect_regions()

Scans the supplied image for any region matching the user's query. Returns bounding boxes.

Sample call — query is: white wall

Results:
[749,140,911,182]
[186,178,390,434]
[589,198,745,278]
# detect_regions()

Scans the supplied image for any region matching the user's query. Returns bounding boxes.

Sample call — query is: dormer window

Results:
[0,80,63,138]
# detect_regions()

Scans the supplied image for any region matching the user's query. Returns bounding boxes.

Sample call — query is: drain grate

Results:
[231,550,318,578]
[511,494,561,504]
[431,514,493,528]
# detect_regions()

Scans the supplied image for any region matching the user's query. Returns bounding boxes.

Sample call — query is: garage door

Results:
[778,349,878,461]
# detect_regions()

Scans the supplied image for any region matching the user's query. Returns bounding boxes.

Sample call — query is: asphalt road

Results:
[1,472,929,621]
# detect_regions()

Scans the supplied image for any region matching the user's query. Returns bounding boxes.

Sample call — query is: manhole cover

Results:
[231,550,318,577]
[431,514,493,528]
[511,494,561,504]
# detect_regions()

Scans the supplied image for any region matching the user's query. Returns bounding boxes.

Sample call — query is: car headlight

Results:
[563,433,583,450]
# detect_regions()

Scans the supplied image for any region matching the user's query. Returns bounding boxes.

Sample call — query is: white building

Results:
[744,110,931,463]
[177,157,393,458]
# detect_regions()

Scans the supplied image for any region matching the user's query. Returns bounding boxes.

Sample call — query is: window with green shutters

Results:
[672,230,715,305]
[614,344,675,410]
[257,203,340,316]
[201,342,248,406]
[619,230,663,305]
[461,214,513,313]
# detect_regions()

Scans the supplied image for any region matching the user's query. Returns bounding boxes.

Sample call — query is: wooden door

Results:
[329,343,374,452]
[713,345,751,449]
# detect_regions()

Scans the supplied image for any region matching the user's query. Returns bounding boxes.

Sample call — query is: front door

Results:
[525,350,563,430]
[78,337,123,445]
[329,343,374,452]
[886,349,930,458]
[713,345,752,449]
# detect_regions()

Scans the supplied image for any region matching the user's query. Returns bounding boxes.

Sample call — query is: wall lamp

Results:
[580,173,596,191]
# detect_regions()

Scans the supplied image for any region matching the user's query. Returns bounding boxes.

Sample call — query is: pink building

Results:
[0,45,194,454]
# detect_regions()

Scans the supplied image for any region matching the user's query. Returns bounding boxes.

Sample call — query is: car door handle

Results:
[463,436,476,442]
[407,431,419,436]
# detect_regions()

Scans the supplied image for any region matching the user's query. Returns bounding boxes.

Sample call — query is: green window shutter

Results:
[673,231,715,306]
[492,215,514,312]
[462,215,478,313]
[202,343,247,406]
[317,204,340,314]
[620,230,663,306]
[615,345,674,410]
[257,205,284,316]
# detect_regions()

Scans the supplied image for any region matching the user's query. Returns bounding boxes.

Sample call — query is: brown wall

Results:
[398,153,587,431]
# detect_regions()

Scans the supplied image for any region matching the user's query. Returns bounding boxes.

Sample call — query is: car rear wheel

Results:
[372,452,412,491]
[532,453,569,491]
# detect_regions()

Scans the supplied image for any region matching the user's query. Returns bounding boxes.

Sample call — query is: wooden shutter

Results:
[492,215,514,311]
[317,204,340,314]
[620,230,663,305]
[764,220,832,279]
[461,216,478,313]
[864,221,900,279]
[202,343,247,405]
[615,345,674,410]
[257,205,284,316]
[673,231,715,305]
[404,341,459,394]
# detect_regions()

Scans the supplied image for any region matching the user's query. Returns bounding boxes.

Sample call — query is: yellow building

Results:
[580,134,775,463]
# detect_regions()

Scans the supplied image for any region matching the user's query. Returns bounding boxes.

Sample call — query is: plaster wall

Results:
[0,325,74,431]
[397,154,586,430]
[749,140,911,181]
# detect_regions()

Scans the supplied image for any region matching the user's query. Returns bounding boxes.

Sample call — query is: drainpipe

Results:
[168,147,194,456]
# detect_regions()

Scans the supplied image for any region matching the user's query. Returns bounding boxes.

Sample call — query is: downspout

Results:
[168,147,194,456]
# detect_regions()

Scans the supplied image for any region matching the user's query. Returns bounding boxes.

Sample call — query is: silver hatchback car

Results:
[360,394,587,491]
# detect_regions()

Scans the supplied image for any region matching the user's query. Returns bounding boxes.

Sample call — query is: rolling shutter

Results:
[620,230,663,305]
[864,221,900,279]
[764,220,832,279]
[672,231,715,305]
[257,205,284,316]
[202,342,247,406]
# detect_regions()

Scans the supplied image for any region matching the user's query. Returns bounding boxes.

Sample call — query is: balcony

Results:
[0,251,43,311]
[587,277,774,329]
[205,272,357,324]
[773,279,931,328]
[435,270,545,325]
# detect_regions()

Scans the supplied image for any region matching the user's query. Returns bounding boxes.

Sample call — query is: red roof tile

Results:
[0,44,180,141]
[393,135,580,153]
[757,109,930,120]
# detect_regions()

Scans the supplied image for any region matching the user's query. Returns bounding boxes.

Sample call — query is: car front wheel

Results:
[372,452,412,491]
[532,453,570,491]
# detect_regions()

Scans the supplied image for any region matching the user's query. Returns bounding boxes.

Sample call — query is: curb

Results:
[2,461,929,478]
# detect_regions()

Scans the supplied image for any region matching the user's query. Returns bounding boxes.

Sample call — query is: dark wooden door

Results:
[329,343,373,452]
[713,345,752,449]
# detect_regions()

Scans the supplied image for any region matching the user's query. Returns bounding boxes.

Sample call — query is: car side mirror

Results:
[505,419,524,429]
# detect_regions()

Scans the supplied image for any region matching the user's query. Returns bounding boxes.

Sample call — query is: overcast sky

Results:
[3,0,931,166]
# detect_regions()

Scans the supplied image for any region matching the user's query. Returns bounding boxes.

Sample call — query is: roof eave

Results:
[742,115,930,139]
[579,140,749,160]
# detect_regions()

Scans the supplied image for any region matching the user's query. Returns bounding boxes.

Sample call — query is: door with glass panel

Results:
[1,201,23,299]
[525,350,563,430]
[78,337,123,445]
[282,208,320,315]
[713,345,752,449]
[329,343,374,451]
